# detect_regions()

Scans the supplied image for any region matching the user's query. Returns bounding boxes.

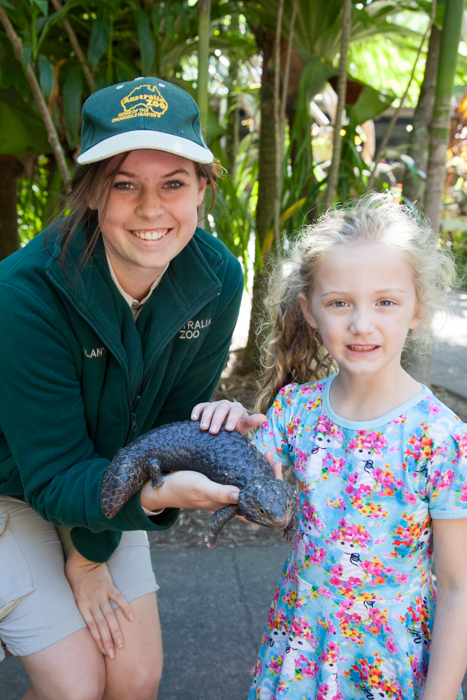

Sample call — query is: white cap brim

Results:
[77,130,214,165]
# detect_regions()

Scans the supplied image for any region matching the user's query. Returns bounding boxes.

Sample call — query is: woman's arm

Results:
[422,517,467,699]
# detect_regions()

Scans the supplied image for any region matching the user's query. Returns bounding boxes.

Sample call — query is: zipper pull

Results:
[131,395,141,432]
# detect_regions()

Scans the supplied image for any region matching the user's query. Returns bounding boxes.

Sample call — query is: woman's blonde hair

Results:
[256,193,455,415]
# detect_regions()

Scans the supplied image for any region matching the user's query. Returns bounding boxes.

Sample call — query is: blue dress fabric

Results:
[249,375,467,700]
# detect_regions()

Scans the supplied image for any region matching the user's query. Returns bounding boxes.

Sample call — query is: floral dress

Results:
[249,375,467,700]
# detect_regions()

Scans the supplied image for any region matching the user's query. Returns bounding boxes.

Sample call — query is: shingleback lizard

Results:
[100,421,297,548]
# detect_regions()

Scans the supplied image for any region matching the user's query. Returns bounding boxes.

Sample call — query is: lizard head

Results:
[237,478,296,530]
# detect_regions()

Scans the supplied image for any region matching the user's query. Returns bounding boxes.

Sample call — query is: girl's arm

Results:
[422,517,467,700]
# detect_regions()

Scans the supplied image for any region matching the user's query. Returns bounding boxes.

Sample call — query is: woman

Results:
[0,77,261,700]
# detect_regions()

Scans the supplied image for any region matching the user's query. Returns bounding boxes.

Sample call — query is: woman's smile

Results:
[130,228,171,241]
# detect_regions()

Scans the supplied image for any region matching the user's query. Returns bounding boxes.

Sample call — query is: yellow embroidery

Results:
[112,85,168,122]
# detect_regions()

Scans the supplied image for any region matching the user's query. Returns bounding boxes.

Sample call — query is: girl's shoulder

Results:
[403,389,467,454]
[271,377,330,415]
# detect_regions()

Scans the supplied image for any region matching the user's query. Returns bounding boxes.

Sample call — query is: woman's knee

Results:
[104,658,161,700]
[20,629,106,700]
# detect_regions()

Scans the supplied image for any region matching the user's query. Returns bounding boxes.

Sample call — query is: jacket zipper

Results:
[127,290,220,438]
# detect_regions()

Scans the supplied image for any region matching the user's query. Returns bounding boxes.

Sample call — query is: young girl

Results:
[245,194,467,700]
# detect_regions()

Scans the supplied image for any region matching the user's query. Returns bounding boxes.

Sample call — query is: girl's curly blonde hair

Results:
[256,193,455,415]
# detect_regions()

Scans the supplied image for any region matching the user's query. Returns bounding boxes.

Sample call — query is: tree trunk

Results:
[324,0,351,208]
[424,0,464,232]
[0,156,22,260]
[402,22,441,207]
[197,0,211,136]
[242,33,276,372]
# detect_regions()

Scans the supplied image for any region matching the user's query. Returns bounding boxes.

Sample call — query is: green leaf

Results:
[400,154,426,183]
[347,83,395,127]
[0,87,49,156]
[88,12,110,69]
[22,43,32,70]
[0,0,15,9]
[32,0,48,15]
[38,54,54,101]
[63,63,82,148]
[133,8,155,76]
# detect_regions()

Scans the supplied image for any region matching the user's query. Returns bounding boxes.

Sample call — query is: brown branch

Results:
[280,0,299,132]
[324,0,351,209]
[0,6,71,192]
[49,0,95,92]
[365,0,436,192]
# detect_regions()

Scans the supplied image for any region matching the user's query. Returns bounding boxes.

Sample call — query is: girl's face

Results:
[299,243,422,381]
[92,150,207,293]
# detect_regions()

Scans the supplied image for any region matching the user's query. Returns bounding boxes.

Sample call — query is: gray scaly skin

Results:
[100,421,297,548]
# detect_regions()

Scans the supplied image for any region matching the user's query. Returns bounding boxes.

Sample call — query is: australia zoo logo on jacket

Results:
[179,318,211,340]
[112,85,168,122]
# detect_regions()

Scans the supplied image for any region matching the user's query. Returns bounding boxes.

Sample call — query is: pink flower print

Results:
[268,656,283,674]
[428,400,441,415]
[460,483,467,502]
[403,489,418,504]
[305,541,327,567]
[326,496,347,511]
[432,469,455,492]
[395,572,409,584]
[330,518,372,548]
[324,455,346,476]
[294,447,309,474]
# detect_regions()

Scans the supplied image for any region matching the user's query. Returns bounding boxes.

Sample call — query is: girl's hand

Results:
[191,399,266,436]
[64,547,133,659]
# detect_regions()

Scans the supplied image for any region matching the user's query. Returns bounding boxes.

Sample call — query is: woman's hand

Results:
[191,399,266,436]
[141,469,240,512]
[65,547,133,659]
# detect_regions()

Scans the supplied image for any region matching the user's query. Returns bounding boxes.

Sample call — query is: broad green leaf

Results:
[0,88,49,156]
[88,12,110,69]
[63,63,82,148]
[38,54,54,101]
[32,0,48,15]
[22,43,32,70]
[133,8,155,76]
[347,83,395,127]
[0,0,15,9]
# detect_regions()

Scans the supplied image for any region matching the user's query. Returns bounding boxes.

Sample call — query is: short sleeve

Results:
[251,384,297,466]
[429,428,467,519]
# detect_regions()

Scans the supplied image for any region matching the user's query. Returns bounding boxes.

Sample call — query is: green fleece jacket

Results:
[0,223,243,562]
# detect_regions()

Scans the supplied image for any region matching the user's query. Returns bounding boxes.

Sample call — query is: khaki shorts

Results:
[0,497,158,659]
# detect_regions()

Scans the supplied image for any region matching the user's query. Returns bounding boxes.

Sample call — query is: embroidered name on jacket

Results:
[82,347,106,358]
[179,319,211,339]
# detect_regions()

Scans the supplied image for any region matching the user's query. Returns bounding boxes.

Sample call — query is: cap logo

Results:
[111,84,168,123]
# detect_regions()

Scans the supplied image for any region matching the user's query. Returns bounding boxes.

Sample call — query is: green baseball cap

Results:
[77,77,213,165]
